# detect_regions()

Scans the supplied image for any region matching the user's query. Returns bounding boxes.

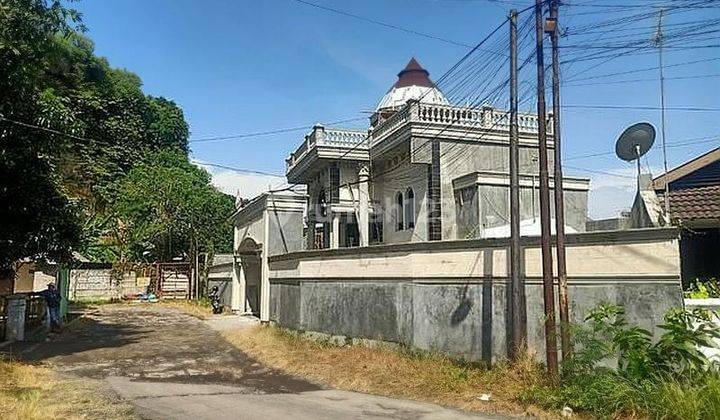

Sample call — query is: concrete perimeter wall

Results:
[207,254,234,307]
[69,266,145,301]
[268,228,683,362]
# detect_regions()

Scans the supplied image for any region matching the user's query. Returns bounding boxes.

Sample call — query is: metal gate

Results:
[154,262,191,299]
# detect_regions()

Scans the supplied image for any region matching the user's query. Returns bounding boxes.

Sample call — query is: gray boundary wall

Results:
[268,228,683,362]
[207,254,234,307]
[69,265,144,301]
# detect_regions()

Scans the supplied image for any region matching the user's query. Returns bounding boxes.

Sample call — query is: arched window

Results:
[317,189,327,218]
[395,191,404,231]
[405,188,415,229]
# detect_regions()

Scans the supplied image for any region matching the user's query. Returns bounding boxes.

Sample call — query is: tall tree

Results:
[101,150,234,263]
[0,0,83,269]
[2,1,230,269]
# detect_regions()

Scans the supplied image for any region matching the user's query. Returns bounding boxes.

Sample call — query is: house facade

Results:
[285,58,590,249]
[229,190,306,316]
[631,147,720,284]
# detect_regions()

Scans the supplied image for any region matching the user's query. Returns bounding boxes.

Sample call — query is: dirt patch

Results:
[9,304,320,395]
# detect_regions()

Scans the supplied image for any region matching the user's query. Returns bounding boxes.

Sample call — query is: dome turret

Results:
[375,58,448,111]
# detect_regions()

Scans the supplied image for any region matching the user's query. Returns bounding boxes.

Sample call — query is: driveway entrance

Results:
[10,304,497,419]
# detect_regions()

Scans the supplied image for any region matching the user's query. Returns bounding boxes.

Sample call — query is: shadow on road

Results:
[5,304,321,395]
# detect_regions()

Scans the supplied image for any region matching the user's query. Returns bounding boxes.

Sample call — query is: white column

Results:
[331,212,340,249]
[358,165,370,247]
[231,256,246,313]
[260,209,271,322]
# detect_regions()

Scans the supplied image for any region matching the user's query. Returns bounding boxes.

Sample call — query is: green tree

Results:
[101,150,234,263]
[0,0,83,269]
[2,1,229,269]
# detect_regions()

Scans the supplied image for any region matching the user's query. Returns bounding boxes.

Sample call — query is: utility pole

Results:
[548,0,571,361]
[655,9,670,218]
[535,0,559,376]
[508,8,526,360]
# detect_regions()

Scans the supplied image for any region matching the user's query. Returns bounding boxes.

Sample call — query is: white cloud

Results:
[193,161,288,199]
[585,165,661,220]
[588,185,634,220]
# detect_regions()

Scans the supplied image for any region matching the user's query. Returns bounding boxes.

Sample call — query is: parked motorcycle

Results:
[209,286,223,314]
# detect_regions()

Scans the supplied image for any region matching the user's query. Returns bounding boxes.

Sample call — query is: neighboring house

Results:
[0,261,59,295]
[0,260,71,320]
[631,147,720,283]
[285,58,590,249]
[232,58,592,320]
[230,190,306,316]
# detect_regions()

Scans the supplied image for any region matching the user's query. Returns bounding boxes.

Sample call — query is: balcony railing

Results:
[286,125,368,171]
[371,101,553,145]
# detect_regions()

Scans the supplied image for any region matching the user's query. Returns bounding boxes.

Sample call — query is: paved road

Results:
[14,305,501,420]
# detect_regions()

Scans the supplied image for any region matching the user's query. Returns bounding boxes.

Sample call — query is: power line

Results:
[564,134,720,161]
[563,104,720,112]
[0,113,290,179]
[564,72,720,87]
[564,56,720,83]
[189,116,367,143]
[289,0,476,49]
[190,161,285,178]
[563,165,635,179]
[1,114,101,144]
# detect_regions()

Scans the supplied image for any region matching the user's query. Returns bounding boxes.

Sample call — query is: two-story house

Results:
[284,58,590,249]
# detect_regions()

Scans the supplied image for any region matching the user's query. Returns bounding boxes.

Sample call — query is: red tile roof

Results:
[668,184,720,221]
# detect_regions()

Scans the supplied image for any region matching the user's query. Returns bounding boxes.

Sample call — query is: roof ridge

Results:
[653,146,720,189]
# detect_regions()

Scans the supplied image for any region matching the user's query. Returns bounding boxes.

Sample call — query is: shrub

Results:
[684,278,720,299]
[568,303,720,380]
[533,303,720,418]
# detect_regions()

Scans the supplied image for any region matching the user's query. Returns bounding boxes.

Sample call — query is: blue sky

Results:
[74,0,719,218]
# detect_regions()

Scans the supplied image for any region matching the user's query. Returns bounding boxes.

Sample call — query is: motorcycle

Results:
[209,286,223,314]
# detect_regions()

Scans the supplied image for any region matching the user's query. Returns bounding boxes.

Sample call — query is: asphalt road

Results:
[14,304,503,420]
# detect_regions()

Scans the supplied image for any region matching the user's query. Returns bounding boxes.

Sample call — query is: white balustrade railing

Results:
[286,127,368,170]
[371,105,411,141]
[371,101,553,145]
[324,129,367,147]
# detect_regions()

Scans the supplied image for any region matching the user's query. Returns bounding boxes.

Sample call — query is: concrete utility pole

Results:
[508,8,526,360]
[534,0,559,376]
[549,0,571,361]
[655,9,671,218]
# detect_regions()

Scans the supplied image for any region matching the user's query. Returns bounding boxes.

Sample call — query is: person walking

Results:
[33,283,63,332]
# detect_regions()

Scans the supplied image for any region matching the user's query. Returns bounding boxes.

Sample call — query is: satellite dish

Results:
[616,122,655,161]
[615,122,656,192]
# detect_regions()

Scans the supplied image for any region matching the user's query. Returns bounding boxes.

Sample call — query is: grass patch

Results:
[0,357,134,419]
[222,325,554,417]
[526,372,720,419]
[222,304,720,419]
[158,298,215,319]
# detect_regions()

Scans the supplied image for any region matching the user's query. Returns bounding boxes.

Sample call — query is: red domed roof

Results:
[394,57,435,88]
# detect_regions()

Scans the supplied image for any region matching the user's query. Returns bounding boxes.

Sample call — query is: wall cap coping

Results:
[684,298,720,307]
[231,191,307,224]
[269,227,679,263]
